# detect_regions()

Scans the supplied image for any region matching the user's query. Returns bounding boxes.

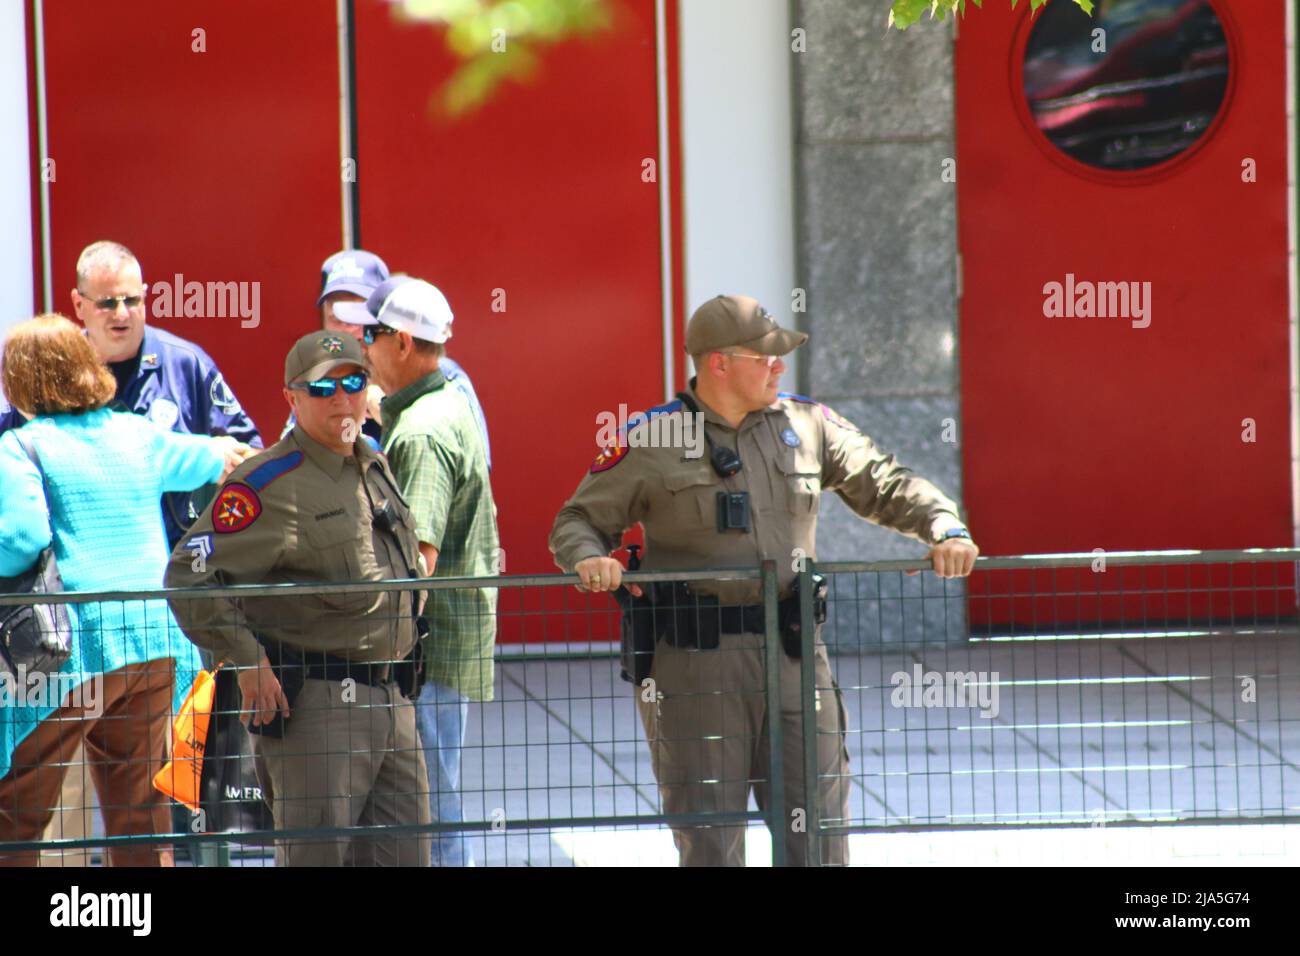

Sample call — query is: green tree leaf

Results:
[892,0,1092,29]
[392,0,613,119]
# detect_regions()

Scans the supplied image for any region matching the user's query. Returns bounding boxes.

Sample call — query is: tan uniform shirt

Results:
[549,385,967,605]
[165,426,423,667]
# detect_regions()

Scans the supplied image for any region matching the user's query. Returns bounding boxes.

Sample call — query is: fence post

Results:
[798,561,821,867]
[761,559,786,867]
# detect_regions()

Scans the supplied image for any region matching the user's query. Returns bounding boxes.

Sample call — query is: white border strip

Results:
[33,0,51,311]
[337,0,354,249]
[1288,0,1299,550]
[654,0,675,402]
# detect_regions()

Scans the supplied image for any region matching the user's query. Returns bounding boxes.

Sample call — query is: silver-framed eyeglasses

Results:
[719,351,779,368]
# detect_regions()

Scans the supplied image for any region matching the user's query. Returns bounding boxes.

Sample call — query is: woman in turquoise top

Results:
[0,315,250,866]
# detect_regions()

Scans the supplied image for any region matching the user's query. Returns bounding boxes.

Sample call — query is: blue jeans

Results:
[414,680,471,866]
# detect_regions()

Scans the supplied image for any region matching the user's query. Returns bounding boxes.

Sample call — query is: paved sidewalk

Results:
[458,628,1300,865]
[71,630,1300,866]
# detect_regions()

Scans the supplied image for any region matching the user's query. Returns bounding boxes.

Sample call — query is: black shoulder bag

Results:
[0,430,74,679]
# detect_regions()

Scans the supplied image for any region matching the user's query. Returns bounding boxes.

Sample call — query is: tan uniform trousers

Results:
[252,676,431,867]
[0,659,176,867]
[636,632,850,867]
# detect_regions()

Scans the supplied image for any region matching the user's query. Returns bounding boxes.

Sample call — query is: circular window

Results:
[1022,0,1230,172]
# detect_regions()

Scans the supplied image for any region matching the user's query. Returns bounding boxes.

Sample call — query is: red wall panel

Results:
[955,0,1294,626]
[40,0,342,441]
[37,0,686,642]
[354,0,670,601]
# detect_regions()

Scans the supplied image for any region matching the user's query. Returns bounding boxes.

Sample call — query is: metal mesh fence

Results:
[2,548,1297,866]
[809,549,1300,863]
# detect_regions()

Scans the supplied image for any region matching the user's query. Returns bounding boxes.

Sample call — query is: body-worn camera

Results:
[716,491,751,532]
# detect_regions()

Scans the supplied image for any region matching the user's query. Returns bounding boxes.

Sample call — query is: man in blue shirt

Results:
[283,249,492,469]
[1,241,261,548]
[80,242,262,546]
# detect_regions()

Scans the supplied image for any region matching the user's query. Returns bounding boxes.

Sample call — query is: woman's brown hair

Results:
[2,314,116,417]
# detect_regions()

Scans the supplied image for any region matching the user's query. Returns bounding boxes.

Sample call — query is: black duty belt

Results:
[269,645,391,687]
[302,656,390,687]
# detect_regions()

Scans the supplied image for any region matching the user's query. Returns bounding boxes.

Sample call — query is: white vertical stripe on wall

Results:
[0,0,35,334]
[655,0,676,402]
[678,0,798,390]
[1286,0,1299,550]
[336,0,354,250]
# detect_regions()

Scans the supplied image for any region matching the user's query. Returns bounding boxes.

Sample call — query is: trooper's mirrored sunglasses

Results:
[289,371,368,398]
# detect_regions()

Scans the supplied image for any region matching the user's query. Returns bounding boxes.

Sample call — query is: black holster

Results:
[246,641,308,739]
[777,572,828,659]
[393,618,429,701]
[613,582,724,684]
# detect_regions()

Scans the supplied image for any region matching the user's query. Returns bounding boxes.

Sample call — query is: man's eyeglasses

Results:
[78,288,147,312]
[289,372,368,398]
[719,351,779,368]
[361,324,398,345]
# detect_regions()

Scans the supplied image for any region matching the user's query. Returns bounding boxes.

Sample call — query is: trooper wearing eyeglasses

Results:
[549,295,979,867]
[0,240,262,547]
[165,330,431,867]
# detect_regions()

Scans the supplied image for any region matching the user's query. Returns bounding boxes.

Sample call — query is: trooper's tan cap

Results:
[284,331,368,386]
[684,295,808,356]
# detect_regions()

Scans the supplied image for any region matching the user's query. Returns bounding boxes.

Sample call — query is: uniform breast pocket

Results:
[776,454,822,516]
[662,468,718,531]
[303,521,372,613]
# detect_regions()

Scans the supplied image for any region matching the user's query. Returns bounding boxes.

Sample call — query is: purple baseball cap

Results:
[317,249,389,306]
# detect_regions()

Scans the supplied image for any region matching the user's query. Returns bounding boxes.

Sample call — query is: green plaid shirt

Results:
[381,369,499,701]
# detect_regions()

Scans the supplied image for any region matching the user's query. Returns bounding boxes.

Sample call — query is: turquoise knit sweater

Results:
[0,408,224,780]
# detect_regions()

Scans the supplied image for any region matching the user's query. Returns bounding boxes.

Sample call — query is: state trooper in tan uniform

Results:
[550,295,979,866]
[165,331,431,867]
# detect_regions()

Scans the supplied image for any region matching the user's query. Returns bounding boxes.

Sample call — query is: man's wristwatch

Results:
[935,527,973,546]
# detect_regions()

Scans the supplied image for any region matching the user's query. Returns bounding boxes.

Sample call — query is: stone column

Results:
[791,1,967,644]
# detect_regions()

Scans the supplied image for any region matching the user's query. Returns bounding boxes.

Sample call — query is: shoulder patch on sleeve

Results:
[590,443,629,474]
[213,482,263,533]
[209,373,241,413]
[617,399,682,445]
[818,404,861,434]
[783,392,860,433]
[245,450,304,491]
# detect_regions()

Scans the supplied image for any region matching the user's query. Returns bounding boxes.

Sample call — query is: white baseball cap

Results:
[333,275,454,344]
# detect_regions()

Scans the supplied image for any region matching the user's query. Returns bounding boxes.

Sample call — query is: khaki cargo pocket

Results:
[663,467,718,528]
[303,521,371,614]
[775,455,821,516]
